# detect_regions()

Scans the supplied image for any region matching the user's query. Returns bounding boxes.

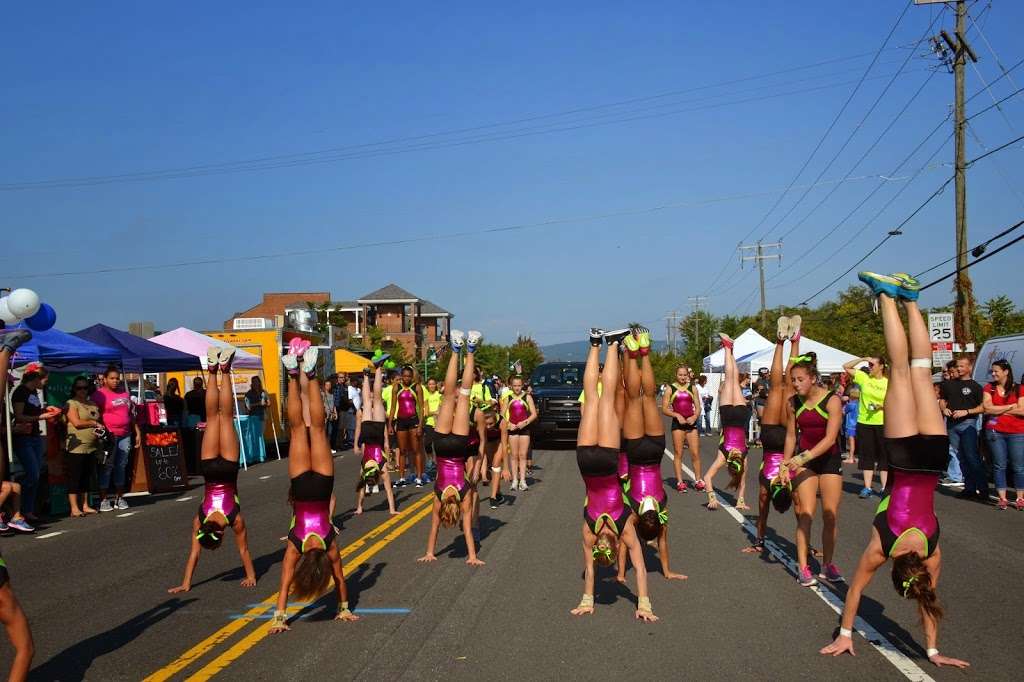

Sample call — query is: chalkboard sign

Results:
[141,428,188,493]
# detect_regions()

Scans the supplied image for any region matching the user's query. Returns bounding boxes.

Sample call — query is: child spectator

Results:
[843,387,860,463]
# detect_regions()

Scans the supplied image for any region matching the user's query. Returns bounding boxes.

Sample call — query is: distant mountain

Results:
[540,339,671,362]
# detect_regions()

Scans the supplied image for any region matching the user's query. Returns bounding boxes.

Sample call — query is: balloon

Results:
[25,303,56,331]
[0,297,18,325]
[7,289,40,319]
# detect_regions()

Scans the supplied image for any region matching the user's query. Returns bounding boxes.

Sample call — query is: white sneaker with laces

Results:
[99,498,113,512]
[519,479,528,490]
[372,484,380,494]
[115,497,130,510]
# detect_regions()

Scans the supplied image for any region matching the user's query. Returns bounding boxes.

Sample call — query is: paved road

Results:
[1,435,1020,681]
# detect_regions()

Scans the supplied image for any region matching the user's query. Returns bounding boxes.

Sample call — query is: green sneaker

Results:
[623,334,640,353]
[857,271,902,299]
[892,272,920,301]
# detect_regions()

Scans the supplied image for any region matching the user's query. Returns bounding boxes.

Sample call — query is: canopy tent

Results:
[149,327,261,369]
[73,324,202,373]
[702,328,773,372]
[334,348,371,373]
[742,336,857,375]
[9,325,122,367]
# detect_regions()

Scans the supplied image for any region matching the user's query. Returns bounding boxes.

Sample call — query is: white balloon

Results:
[0,297,19,325]
[7,289,40,319]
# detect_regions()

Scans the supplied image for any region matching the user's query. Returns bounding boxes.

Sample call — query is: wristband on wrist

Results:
[577,594,594,609]
[927,648,939,658]
[839,627,853,638]
[637,596,653,613]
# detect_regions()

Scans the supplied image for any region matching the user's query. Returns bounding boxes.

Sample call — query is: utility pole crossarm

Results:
[738,242,783,325]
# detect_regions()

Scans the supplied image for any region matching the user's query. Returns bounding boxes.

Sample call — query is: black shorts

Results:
[201,455,239,486]
[576,445,619,478]
[623,435,664,466]
[719,404,749,429]
[671,420,696,432]
[885,434,949,474]
[434,432,470,459]
[423,425,436,451]
[359,420,386,447]
[65,451,97,494]
[857,424,888,471]
[760,424,787,454]
[804,449,844,476]
[290,471,335,502]
[395,416,419,432]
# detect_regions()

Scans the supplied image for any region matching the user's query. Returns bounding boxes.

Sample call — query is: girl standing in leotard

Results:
[617,326,687,582]
[663,365,703,493]
[354,363,398,516]
[269,345,359,633]
[780,351,845,587]
[418,330,486,566]
[169,346,257,593]
[0,329,34,682]
[389,366,426,486]
[820,272,968,669]
[741,316,801,555]
[697,333,749,510]
[502,376,536,494]
[570,328,657,622]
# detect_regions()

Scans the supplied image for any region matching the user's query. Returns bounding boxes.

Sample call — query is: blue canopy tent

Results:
[72,324,201,373]
[9,325,121,368]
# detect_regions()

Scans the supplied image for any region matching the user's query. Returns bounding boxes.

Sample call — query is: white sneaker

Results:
[519,479,528,491]
[449,330,466,349]
[364,484,371,494]
[467,330,483,352]
[99,498,113,512]
[372,484,380,494]
[301,347,319,376]
[115,497,129,510]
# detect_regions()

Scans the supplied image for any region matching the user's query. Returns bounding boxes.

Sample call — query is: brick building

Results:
[224,285,452,359]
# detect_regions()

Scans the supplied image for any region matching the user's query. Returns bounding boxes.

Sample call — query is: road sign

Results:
[928,312,954,343]
[932,342,953,368]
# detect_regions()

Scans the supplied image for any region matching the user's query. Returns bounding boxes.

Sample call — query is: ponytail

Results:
[892,553,943,623]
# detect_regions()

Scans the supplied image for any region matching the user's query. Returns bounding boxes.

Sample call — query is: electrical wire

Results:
[913,219,1024,278]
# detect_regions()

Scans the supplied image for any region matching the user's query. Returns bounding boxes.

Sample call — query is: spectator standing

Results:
[64,377,101,516]
[344,374,361,449]
[752,367,770,424]
[11,369,51,519]
[184,377,207,427]
[93,367,140,512]
[843,356,889,498]
[697,374,713,435]
[321,377,338,452]
[982,359,1024,510]
[939,356,987,500]
[842,387,860,462]
[163,378,184,427]
[329,374,352,451]
[244,376,269,464]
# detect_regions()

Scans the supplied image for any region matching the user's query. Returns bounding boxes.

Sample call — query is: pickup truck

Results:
[530,362,586,445]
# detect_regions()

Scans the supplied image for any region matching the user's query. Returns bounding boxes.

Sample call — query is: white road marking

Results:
[664,448,935,682]
[116,512,137,518]
[35,531,64,539]
[176,496,194,502]
[259,475,272,480]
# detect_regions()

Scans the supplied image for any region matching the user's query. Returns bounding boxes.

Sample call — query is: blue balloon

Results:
[25,303,56,331]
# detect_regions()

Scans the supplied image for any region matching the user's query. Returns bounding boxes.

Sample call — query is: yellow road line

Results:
[186,501,435,680]
[144,492,434,682]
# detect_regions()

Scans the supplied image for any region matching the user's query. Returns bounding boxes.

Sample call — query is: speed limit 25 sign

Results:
[928,313,954,342]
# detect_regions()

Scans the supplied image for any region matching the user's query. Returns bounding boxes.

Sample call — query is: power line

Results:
[914,219,1024,278]
[920,227,1024,291]
[762,6,944,243]
[0,54,913,193]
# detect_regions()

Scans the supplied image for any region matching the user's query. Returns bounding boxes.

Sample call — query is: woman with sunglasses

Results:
[169,347,257,594]
[781,351,844,587]
[0,328,35,682]
[64,378,102,517]
[843,354,890,498]
[820,272,968,669]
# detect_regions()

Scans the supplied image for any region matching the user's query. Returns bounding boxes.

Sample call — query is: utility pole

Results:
[687,296,708,355]
[924,0,978,345]
[739,241,783,326]
[664,311,681,354]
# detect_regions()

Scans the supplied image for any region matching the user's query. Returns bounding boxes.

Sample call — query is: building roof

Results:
[282,300,359,311]
[419,299,452,317]
[358,283,420,303]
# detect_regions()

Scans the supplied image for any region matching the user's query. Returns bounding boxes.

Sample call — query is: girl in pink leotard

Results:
[571,327,657,622]
[169,346,256,595]
[616,326,686,583]
[698,333,749,510]
[820,272,967,669]
[663,366,703,492]
[354,367,398,516]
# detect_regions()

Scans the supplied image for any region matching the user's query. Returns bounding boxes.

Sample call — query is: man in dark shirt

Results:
[939,356,987,499]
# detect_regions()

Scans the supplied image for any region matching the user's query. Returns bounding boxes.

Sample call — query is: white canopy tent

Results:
[702,328,772,372]
[742,336,857,375]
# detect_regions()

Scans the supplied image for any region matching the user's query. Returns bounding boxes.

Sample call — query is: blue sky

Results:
[3,0,1022,344]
